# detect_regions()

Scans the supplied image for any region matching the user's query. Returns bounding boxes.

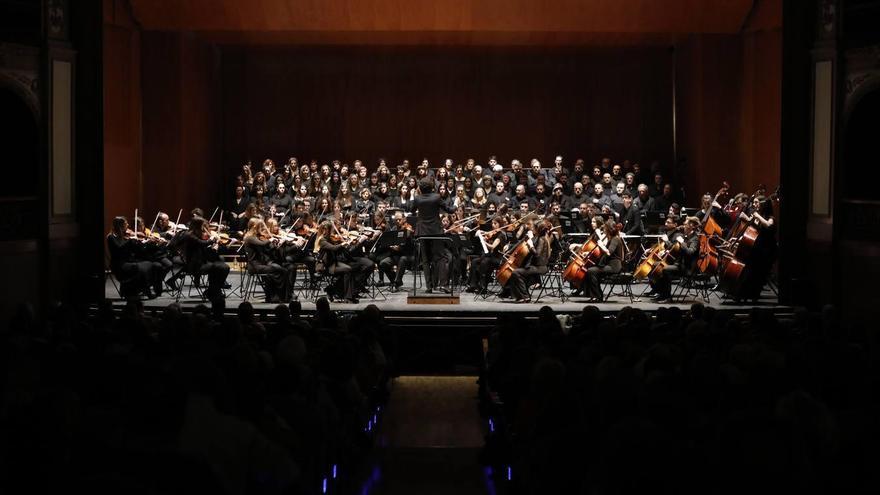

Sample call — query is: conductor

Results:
[411,178,456,293]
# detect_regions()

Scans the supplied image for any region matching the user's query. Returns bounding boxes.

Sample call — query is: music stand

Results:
[370,230,408,254]
[559,217,583,235]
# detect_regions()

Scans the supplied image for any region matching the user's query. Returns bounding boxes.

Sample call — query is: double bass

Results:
[696,182,729,274]
[717,185,778,298]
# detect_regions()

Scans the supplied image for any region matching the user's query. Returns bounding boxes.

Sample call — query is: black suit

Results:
[652,232,699,299]
[411,192,455,289]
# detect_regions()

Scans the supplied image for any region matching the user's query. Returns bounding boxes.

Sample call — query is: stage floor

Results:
[104,275,789,317]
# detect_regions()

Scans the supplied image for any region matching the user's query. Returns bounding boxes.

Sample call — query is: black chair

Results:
[602,272,635,303]
[172,267,207,302]
[533,260,567,303]
[289,262,315,300]
[105,253,148,300]
[672,271,714,303]
[242,270,275,302]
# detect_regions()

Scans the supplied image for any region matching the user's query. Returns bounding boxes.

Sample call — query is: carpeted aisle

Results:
[363,376,491,495]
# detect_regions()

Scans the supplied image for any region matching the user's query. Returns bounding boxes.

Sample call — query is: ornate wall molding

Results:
[844,44,880,120]
[0,43,40,120]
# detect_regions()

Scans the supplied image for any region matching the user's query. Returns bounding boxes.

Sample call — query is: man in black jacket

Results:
[411,179,456,292]
[650,216,700,303]
[620,192,644,236]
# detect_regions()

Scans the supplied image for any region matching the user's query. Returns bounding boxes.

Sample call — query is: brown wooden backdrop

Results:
[220,46,674,175]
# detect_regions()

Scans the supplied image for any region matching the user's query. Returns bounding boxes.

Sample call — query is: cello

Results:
[632,235,682,281]
[562,221,608,288]
[496,238,531,287]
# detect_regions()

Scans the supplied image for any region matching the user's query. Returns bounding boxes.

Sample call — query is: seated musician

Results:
[584,220,625,302]
[267,217,315,295]
[182,217,230,300]
[315,221,370,303]
[377,211,415,292]
[131,215,173,294]
[568,215,606,297]
[342,212,380,289]
[508,220,554,303]
[107,216,163,299]
[465,217,507,294]
[243,218,289,303]
[648,216,700,303]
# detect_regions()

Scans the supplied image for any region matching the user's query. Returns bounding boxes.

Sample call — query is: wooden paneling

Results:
[103,19,141,232]
[129,0,757,46]
[220,46,674,178]
[675,24,782,200]
[197,30,680,47]
[141,32,222,217]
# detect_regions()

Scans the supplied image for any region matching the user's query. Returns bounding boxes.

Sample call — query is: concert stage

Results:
[103,276,789,317]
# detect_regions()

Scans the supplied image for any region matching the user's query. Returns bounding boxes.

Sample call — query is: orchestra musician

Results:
[376,211,415,292]
[315,220,368,303]
[735,196,777,301]
[243,218,290,303]
[131,215,173,293]
[182,217,230,300]
[568,215,606,297]
[648,216,700,303]
[508,220,554,303]
[107,216,164,299]
[266,217,314,297]
[583,219,625,302]
[465,217,508,294]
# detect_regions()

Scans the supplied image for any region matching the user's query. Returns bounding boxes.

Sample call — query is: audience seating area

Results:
[0,298,396,494]
[478,304,879,494]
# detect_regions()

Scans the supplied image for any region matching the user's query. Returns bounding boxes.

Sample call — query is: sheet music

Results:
[477,230,489,254]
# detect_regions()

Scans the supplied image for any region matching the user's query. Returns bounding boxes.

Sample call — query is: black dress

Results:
[584,235,624,300]
[244,236,288,302]
[182,232,230,299]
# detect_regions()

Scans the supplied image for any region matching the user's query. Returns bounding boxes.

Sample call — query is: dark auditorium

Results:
[2,0,879,493]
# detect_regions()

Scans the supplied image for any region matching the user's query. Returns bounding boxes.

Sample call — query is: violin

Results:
[125,228,168,245]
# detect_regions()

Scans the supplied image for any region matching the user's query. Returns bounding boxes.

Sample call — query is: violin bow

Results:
[207,206,219,225]
[149,211,160,235]
[172,209,182,235]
